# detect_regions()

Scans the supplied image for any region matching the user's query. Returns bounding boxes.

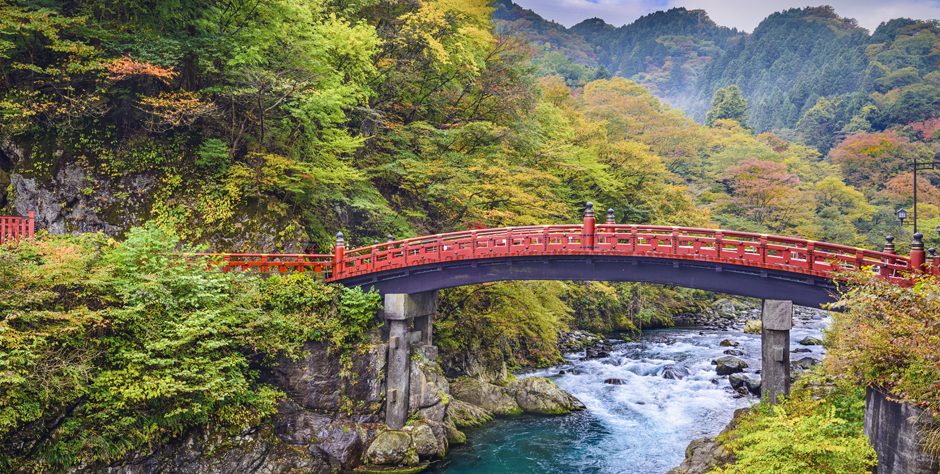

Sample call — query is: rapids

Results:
[428,316,827,473]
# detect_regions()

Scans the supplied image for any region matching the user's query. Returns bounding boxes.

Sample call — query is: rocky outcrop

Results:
[504,377,585,415]
[451,378,522,416]
[71,337,392,473]
[666,407,750,474]
[446,399,493,427]
[8,161,306,252]
[798,336,823,345]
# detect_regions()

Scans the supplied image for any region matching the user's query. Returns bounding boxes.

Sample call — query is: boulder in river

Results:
[729,373,749,390]
[719,339,739,347]
[744,377,762,396]
[605,378,629,385]
[661,365,691,380]
[722,349,744,356]
[798,336,823,345]
[406,423,441,458]
[743,320,761,334]
[714,356,747,375]
[667,407,750,474]
[792,348,812,353]
[504,377,586,414]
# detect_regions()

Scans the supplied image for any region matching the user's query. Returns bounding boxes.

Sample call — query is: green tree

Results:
[705,85,750,130]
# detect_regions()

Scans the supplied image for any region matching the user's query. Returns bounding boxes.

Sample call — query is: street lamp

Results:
[897,208,908,234]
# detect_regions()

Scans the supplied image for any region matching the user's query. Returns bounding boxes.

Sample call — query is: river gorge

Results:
[429,308,829,474]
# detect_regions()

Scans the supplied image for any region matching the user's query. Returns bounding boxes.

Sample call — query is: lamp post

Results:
[897,208,908,238]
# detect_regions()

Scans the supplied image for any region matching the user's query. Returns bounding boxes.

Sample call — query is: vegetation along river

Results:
[428,315,828,474]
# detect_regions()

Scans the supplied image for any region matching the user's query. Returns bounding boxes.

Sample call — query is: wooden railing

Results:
[328,225,915,285]
[1,211,34,246]
[190,253,335,276]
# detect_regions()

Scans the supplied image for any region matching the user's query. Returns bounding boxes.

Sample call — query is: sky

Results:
[510,0,940,33]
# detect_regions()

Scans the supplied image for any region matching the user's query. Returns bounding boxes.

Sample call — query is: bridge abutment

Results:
[383,291,439,429]
[761,299,792,405]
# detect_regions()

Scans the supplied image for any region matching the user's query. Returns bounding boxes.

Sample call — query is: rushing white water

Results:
[429,316,827,474]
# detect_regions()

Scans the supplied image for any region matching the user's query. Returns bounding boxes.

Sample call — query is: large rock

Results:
[743,320,761,334]
[713,356,747,376]
[450,378,522,416]
[504,377,585,415]
[446,399,493,427]
[719,339,739,347]
[798,336,823,346]
[364,431,418,466]
[744,377,762,396]
[406,423,440,458]
[713,299,736,316]
[728,373,749,390]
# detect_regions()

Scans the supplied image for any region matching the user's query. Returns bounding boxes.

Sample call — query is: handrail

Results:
[199,225,921,286]
[0,211,35,247]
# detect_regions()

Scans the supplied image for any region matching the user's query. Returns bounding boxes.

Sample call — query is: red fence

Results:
[328,225,915,285]
[0,211,34,246]
[193,253,334,276]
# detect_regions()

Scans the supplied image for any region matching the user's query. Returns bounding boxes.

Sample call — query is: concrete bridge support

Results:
[761,299,792,405]
[384,291,439,429]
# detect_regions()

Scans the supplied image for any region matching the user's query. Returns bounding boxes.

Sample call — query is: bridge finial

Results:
[585,202,594,218]
[607,208,615,224]
[335,232,345,247]
[884,235,896,255]
[387,234,394,242]
[929,247,936,257]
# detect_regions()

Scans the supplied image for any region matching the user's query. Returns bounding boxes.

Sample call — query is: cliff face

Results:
[68,337,393,473]
[2,145,307,253]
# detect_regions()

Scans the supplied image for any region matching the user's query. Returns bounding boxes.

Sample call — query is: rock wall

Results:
[72,337,390,473]
[865,386,940,474]
[4,151,306,252]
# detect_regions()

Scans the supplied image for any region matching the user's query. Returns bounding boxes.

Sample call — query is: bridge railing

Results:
[1,211,35,247]
[186,253,334,276]
[333,224,913,285]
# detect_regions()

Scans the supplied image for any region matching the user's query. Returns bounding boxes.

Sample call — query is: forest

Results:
[1,0,940,471]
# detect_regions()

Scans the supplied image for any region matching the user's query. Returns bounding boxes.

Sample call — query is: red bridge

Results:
[211,204,931,308]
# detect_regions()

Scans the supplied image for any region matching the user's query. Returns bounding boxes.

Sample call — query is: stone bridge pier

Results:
[761,299,792,404]
[383,291,439,429]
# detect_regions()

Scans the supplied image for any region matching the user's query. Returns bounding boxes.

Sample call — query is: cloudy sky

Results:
[511,0,940,33]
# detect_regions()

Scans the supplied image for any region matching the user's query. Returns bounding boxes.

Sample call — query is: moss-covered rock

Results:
[713,356,747,376]
[450,379,521,416]
[504,377,585,415]
[743,320,761,334]
[443,416,466,445]
[407,423,440,458]
[364,430,418,466]
[446,399,493,428]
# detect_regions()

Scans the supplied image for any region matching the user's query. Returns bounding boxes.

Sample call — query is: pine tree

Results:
[705,85,750,130]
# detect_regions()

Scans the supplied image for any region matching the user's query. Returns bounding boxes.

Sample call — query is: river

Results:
[428,313,827,474]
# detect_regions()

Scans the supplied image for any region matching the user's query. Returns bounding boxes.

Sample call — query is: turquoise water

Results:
[429,320,826,474]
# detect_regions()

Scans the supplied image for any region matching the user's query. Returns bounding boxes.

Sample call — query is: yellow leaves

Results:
[136,91,216,133]
[396,0,494,73]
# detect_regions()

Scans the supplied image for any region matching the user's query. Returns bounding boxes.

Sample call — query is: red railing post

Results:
[27,211,34,241]
[334,232,345,277]
[582,202,595,250]
[672,227,679,256]
[759,234,767,263]
[881,235,896,277]
[806,241,814,271]
[223,255,231,273]
[911,232,926,273]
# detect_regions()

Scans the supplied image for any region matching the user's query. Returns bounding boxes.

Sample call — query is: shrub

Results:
[0,226,379,470]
